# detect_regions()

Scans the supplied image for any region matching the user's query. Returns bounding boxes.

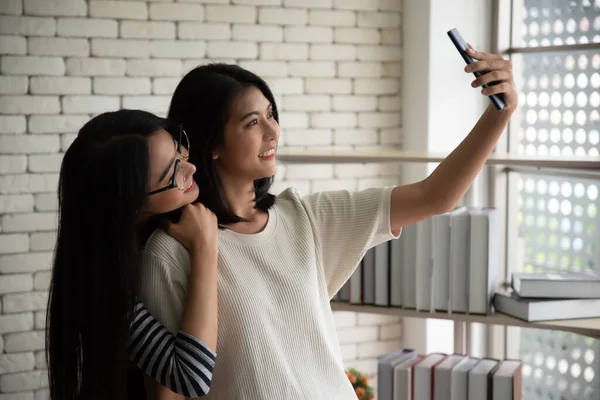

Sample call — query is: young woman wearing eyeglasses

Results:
[45,109,219,400]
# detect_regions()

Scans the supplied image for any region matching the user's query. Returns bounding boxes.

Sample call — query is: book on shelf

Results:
[415,217,433,312]
[493,290,600,322]
[375,242,391,306]
[511,271,600,299]
[376,349,522,400]
[450,357,480,400]
[413,353,447,400]
[493,360,523,400]
[401,223,418,309]
[363,248,375,305]
[468,208,499,314]
[392,355,427,400]
[337,206,499,317]
[389,227,404,307]
[377,348,418,400]
[432,211,452,312]
[433,354,466,400]
[449,208,470,314]
[338,277,350,302]
[467,358,500,400]
[349,261,363,304]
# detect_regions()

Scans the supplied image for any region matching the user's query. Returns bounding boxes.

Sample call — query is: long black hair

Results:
[167,63,276,225]
[46,109,167,400]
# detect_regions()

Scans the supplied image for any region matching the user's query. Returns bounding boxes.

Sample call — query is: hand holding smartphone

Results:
[447,28,506,111]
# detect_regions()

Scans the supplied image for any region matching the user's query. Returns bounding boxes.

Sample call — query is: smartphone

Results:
[447,28,505,111]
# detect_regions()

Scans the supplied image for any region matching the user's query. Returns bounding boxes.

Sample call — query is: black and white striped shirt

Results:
[128,302,216,397]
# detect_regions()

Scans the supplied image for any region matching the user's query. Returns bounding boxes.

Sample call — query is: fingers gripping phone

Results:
[447,28,505,111]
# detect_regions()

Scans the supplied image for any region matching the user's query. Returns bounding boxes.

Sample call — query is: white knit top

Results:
[139,187,399,399]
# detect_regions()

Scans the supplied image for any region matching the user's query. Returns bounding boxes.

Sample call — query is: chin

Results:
[264,163,278,177]
[257,171,276,180]
[186,185,200,202]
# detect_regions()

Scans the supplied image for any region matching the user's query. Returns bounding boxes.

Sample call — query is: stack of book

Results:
[493,272,600,322]
[336,207,499,315]
[376,348,522,400]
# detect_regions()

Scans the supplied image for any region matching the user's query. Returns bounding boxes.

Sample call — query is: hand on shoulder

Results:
[163,203,218,255]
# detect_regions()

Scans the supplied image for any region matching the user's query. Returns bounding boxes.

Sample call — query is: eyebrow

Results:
[158,158,175,182]
[239,103,273,122]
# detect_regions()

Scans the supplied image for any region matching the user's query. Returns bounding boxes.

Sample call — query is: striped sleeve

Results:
[127,302,216,397]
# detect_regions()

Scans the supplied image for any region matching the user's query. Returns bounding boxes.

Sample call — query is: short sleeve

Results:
[136,231,217,396]
[138,234,189,334]
[299,186,400,297]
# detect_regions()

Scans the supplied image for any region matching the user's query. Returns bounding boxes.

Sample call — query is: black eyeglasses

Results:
[147,126,190,196]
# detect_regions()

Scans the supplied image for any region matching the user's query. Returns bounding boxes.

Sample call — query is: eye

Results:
[267,110,274,119]
[247,119,258,127]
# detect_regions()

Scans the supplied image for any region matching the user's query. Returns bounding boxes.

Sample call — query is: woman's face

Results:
[144,129,199,215]
[213,86,280,183]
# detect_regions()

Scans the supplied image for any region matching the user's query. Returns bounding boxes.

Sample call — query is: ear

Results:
[212,151,219,160]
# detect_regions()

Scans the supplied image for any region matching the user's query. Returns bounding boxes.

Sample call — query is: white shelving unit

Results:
[330,302,600,340]
[278,148,600,352]
[277,148,600,171]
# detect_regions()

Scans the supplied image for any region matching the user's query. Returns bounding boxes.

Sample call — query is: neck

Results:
[220,174,260,222]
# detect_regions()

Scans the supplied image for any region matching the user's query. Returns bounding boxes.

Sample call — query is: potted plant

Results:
[345,368,374,400]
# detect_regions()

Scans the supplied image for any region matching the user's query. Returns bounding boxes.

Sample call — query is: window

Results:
[500,0,600,398]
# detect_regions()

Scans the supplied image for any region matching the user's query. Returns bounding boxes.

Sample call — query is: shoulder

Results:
[272,187,355,226]
[144,229,189,271]
[274,187,311,217]
[275,186,302,203]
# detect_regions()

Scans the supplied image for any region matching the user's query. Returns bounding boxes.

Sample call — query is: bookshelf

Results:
[330,302,600,340]
[277,148,600,171]
[280,148,600,356]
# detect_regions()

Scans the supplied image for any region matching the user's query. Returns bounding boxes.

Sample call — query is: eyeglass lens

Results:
[175,128,189,190]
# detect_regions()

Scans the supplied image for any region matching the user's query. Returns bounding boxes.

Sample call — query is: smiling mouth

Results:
[258,148,275,158]
[184,180,195,193]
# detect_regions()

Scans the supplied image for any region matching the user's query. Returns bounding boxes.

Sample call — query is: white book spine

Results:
[450,211,470,314]
[469,209,498,314]
[416,218,433,312]
[433,213,451,312]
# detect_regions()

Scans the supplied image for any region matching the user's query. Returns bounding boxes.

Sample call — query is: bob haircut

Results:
[167,63,277,225]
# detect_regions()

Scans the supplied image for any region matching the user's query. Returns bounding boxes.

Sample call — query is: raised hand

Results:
[164,203,218,255]
[465,46,518,112]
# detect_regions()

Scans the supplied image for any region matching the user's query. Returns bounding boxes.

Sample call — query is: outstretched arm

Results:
[390,46,517,232]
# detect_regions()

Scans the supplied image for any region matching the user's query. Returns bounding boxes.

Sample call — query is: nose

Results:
[184,160,196,178]
[264,119,279,142]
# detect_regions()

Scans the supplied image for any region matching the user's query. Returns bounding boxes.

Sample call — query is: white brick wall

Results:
[56,18,118,38]
[0,0,403,397]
